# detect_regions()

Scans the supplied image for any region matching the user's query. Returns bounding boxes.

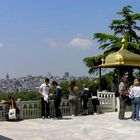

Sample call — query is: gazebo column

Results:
[118,67,121,84]
[99,67,102,91]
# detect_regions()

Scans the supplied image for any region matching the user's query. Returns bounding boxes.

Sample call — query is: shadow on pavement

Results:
[52,117,73,120]
[0,135,13,140]
[7,119,24,122]
[61,118,73,120]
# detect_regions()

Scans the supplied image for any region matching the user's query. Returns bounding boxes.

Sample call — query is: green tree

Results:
[60,81,69,99]
[0,92,40,101]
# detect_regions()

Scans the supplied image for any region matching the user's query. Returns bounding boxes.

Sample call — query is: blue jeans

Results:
[131,98,140,120]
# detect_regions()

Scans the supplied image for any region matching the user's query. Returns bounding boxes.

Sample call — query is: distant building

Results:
[6,73,9,81]
[64,72,69,78]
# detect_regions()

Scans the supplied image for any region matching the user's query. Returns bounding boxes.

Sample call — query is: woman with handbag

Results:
[68,81,80,117]
[1,96,20,120]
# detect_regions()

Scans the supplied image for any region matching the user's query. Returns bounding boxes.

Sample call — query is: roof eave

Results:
[95,64,140,68]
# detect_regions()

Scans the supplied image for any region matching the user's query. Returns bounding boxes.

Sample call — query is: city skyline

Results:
[0,0,139,78]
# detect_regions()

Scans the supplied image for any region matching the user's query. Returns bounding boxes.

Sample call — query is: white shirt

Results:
[129,86,140,98]
[119,82,127,95]
[39,83,50,102]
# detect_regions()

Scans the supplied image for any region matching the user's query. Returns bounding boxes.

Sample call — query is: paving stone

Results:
[0,112,140,140]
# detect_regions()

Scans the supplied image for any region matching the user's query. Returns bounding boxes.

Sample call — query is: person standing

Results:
[112,76,120,112]
[81,84,90,115]
[129,79,140,121]
[51,81,62,119]
[118,77,129,120]
[39,78,51,119]
[1,96,20,121]
[90,86,100,114]
[68,81,80,117]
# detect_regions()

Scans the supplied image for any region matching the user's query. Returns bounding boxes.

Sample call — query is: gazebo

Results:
[96,37,140,87]
[97,37,140,68]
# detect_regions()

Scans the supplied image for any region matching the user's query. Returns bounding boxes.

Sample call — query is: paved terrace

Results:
[0,112,140,140]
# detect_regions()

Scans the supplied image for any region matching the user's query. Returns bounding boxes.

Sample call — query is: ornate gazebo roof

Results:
[97,38,140,68]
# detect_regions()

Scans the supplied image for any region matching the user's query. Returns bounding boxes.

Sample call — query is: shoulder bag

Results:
[8,100,17,120]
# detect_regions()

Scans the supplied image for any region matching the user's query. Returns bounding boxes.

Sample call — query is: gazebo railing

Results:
[98,91,116,112]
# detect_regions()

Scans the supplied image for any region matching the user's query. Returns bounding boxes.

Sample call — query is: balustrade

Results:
[0,92,116,121]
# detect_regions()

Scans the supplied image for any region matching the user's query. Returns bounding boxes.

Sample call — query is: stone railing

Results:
[0,104,7,121]
[97,91,116,112]
[0,91,116,121]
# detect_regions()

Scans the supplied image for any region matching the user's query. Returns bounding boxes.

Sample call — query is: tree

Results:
[84,5,140,74]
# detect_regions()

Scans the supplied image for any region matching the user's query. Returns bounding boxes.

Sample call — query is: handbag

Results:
[8,100,17,120]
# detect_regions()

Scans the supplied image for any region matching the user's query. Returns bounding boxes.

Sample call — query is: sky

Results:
[0,0,140,79]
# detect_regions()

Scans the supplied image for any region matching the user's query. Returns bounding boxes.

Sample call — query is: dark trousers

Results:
[41,97,50,117]
[54,98,62,118]
[92,99,99,113]
[83,97,88,110]
[118,95,127,119]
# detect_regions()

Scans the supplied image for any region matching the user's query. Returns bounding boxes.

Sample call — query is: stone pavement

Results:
[0,112,140,140]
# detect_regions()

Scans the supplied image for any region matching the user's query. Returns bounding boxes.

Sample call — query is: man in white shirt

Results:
[39,78,51,119]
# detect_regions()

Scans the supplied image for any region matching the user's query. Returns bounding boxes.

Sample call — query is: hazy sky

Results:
[0,0,139,78]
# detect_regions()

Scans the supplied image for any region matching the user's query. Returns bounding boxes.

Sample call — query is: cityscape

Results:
[0,72,90,93]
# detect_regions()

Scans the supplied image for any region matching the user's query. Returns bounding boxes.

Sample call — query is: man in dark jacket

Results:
[81,84,90,115]
[52,81,62,119]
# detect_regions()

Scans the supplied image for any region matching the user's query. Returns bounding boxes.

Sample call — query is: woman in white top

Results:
[129,79,140,121]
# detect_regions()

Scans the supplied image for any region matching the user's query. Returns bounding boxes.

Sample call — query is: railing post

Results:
[97,91,116,112]
[112,94,116,111]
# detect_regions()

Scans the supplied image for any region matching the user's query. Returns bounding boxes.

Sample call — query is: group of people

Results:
[68,81,100,116]
[3,76,140,122]
[0,77,99,121]
[39,78,100,119]
[2,75,140,122]
[39,78,63,119]
[118,76,140,121]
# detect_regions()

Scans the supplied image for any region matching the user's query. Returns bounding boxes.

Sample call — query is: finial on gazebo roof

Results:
[121,36,126,49]
[121,30,126,49]
[101,58,104,65]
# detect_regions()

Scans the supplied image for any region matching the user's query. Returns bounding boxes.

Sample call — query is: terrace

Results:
[0,91,137,140]
[0,112,138,140]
